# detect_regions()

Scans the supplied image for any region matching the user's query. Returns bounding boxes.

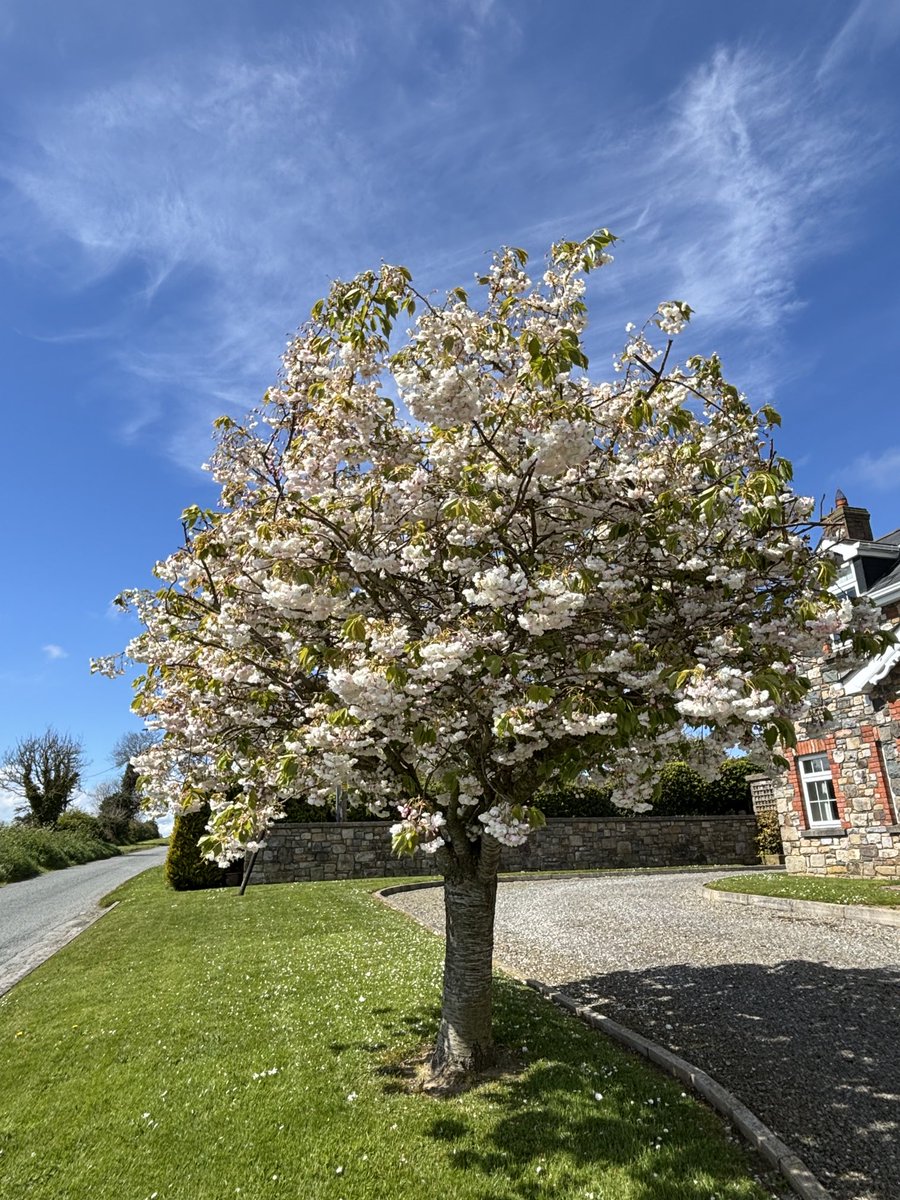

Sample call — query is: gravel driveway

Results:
[0,848,167,995]
[387,871,900,1200]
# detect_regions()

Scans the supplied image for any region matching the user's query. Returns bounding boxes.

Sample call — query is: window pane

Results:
[809,795,839,823]
[801,754,829,776]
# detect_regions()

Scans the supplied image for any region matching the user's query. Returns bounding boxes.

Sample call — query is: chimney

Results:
[822,490,873,543]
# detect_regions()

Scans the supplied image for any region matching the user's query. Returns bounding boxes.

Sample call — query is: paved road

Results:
[388,872,900,1200]
[0,848,167,995]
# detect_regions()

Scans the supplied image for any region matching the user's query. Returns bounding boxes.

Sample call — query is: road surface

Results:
[0,847,167,996]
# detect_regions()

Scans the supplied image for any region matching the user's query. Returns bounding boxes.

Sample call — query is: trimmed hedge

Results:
[280,796,390,823]
[165,804,229,891]
[0,823,119,885]
[544,759,757,819]
[274,758,756,824]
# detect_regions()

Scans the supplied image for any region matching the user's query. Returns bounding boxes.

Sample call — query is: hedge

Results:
[275,758,757,823]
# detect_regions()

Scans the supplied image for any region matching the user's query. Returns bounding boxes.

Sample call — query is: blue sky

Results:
[1,0,899,817]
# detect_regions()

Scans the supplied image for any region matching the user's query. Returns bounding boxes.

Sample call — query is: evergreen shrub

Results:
[165,804,229,891]
[535,758,756,819]
[535,786,617,818]
[755,811,784,859]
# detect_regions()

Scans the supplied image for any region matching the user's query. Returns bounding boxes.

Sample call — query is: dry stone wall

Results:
[253,814,759,885]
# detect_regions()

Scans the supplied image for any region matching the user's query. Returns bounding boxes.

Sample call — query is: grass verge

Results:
[117,838,170,854]
[0,824,119,885]
[706,872,900,906]
[0,869,779,1200]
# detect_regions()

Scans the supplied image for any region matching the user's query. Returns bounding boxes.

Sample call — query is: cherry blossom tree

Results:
[95,231,885,1086]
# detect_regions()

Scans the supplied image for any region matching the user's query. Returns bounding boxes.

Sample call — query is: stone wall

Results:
[253,814,759,885]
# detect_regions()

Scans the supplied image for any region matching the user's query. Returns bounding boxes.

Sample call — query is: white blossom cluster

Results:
[92,232,887,867]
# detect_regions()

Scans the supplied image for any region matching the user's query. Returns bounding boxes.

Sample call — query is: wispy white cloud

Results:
[847,446,900,491]
[42,644,69,661]
[658,47,874,332]
[0,26,887,464]
[818,0,900,80]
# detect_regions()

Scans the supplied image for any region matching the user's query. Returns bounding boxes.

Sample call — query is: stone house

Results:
[767,495,900,877]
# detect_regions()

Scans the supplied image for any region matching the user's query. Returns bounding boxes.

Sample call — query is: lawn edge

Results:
[523,978,833,1200]
[701,884,900,928]
[376,878,834,1200]
[0,902,119,999]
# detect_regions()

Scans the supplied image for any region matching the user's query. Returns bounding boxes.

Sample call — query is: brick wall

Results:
[253,814,759,885]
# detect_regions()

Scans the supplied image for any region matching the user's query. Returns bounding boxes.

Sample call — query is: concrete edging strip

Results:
[523,978,833,1200]
[376,880,833,1200]
[0,902,120,999]
[702,884,900,928]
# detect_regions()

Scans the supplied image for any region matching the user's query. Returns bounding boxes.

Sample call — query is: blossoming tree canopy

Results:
[94,230,886,1080]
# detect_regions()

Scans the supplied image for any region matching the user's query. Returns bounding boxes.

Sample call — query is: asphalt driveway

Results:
[0,847,167,996]
[387,871,900,1200]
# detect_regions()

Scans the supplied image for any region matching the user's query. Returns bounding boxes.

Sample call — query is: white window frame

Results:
[798,752,841,827]
[833,559,859,599]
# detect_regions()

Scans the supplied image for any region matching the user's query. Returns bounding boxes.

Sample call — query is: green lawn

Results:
[118,837,170,853]
[0,870,779,1200]
[706,872,900,906]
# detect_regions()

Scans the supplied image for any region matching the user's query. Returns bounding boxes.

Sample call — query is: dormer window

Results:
[833,559,859,599]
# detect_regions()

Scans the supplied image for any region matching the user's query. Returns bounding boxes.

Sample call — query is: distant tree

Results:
[1,729,85,826]
[94,742,160,843]
[110,730,160,769]
[94,779,132,843]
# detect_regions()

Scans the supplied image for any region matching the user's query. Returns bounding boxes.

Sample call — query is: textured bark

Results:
[429,838,501,1084]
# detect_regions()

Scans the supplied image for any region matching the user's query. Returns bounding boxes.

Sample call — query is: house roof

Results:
[873,559,900,592]
[875,527,900,547]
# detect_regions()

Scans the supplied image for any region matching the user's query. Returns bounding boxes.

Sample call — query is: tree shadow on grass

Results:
[363,979,782,1199]
[562,958,900,1200]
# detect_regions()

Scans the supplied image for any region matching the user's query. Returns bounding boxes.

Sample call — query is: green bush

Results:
[280,796,330,822]
[0,828,41,883]
[755,811,784,858]
[279,796,389,822]
[58,809,105,841]
[165,805,229,891]
[0,823,118,884]
[652,762,709,816]
[127,818,161,843]
[534,758,757,819]
[534,786,617,818]
[705,757,756,814]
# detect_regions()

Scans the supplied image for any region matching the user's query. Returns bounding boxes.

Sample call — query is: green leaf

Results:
[342,614,367,642]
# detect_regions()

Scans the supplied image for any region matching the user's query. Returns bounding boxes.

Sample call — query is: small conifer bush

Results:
[165,804,228,891]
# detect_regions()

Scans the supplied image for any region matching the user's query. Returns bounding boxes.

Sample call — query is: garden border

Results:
[377,878,832,1200]
[701,885,900,929]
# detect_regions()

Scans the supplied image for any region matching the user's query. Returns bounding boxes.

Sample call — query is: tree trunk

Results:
[429,840,500,1087]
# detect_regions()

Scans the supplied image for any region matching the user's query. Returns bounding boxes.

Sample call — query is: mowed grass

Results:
[0,870,778,1200]
[706,872,900,906]
[118,838,170,853]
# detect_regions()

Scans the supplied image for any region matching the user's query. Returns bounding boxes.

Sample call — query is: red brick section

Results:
[788,737,848,829]
[862,725,898,825]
